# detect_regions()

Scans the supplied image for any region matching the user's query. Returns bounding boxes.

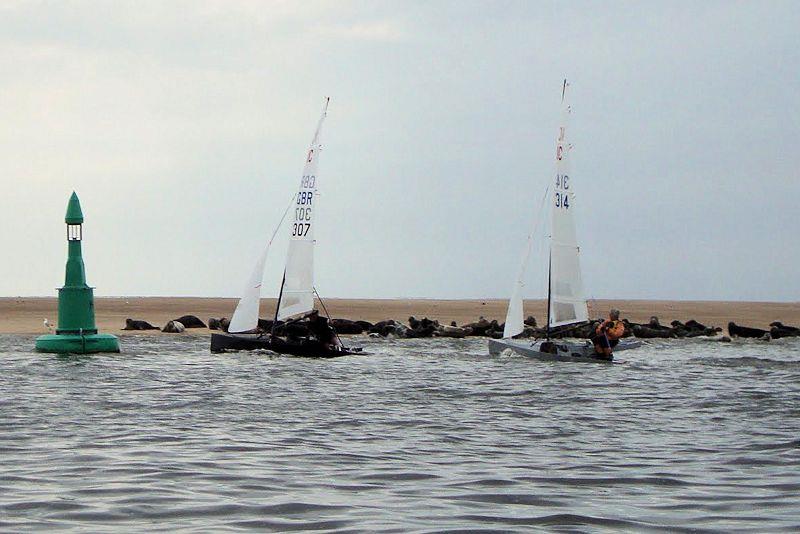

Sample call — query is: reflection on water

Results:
[1,334,799,532]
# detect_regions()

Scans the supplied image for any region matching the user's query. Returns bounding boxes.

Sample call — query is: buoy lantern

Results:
[35,192,120,353]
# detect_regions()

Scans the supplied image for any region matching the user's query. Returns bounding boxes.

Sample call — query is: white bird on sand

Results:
[44,318,54,333]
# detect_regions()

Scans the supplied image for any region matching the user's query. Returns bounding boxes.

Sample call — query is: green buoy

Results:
[35,192,120,354]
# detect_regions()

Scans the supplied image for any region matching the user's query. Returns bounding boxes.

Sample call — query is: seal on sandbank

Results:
[122,318,159,330]
[172,315,206,328]
[162,320,186,333]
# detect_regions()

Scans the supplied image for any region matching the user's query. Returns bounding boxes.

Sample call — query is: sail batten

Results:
[277,98,329,321]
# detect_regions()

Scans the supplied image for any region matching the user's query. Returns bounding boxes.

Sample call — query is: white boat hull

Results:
[488,338,642,363]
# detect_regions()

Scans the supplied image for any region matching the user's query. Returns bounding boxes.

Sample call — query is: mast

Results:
[546,248,552,339]
[546,78,564,340]
[545,79,563,341]
[272,271,287,336]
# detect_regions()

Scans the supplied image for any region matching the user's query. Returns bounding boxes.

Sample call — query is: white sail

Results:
[548,82,589,328]
[228,198,295,333]
[277,98,329,321]
[503,186,550,338]
[503,286,525,339]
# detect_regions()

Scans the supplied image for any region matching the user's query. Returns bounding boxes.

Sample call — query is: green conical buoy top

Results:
[65,191,84,224]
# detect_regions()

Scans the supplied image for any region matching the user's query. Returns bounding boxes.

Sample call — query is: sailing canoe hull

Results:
[488,338,642,363]
[210,332,365,358]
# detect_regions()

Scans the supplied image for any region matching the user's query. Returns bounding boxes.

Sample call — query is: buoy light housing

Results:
[65,191,84,241]
[67,223,82,241]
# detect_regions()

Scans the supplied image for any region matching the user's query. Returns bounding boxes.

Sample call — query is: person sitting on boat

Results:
[307,310,341,350]
[591,309,625,359]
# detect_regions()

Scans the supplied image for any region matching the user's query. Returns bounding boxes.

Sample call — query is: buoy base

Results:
[35,333,120,354]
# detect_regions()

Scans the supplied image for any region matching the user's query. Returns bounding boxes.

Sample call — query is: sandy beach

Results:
[0,297,797,335]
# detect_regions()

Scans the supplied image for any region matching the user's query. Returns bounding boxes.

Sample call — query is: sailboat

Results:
[210,98,364,357]
[488,81,640,362]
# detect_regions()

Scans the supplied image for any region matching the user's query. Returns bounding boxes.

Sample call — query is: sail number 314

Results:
[555,174,570,209]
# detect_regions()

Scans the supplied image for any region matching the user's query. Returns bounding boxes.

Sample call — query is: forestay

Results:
[503,187,550,339]
[548,84,588,328]
[277,98,329,321]
[227,198,294,333]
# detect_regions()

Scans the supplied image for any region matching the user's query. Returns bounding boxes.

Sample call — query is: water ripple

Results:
[1,334,799,531]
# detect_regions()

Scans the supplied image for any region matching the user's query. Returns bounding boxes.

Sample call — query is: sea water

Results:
[1,335,798,532]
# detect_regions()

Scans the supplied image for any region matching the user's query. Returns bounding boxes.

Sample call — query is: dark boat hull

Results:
[210,332,365,358]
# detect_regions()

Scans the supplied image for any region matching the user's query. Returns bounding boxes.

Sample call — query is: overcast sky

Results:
[1,0,797,301]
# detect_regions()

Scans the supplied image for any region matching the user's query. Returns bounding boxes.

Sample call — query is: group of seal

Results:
[122,314,800,342]
[727,321,800,341]
[122,315,206,333]
[628,317,722,339]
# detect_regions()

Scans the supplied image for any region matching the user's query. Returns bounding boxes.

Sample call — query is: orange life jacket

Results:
[597,319,625,340]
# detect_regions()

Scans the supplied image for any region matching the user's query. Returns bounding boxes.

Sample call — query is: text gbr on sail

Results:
[292,174,315,237]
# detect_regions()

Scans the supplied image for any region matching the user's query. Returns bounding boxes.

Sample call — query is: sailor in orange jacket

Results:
[592,309,625,359]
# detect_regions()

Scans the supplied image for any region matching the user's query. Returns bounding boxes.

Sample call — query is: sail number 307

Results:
[292,223,311,237]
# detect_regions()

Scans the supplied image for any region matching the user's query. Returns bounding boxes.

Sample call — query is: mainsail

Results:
[547,82,588,329]
[501,81,588,339]
[277,98,329,321]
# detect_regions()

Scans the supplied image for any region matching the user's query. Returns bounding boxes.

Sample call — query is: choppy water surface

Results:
[1,334,799,532]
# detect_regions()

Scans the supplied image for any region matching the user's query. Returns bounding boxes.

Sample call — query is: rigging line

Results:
[514,183,551,292]
[268,193,297,337]
[268,192,298,252]
[313,286,344,349]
